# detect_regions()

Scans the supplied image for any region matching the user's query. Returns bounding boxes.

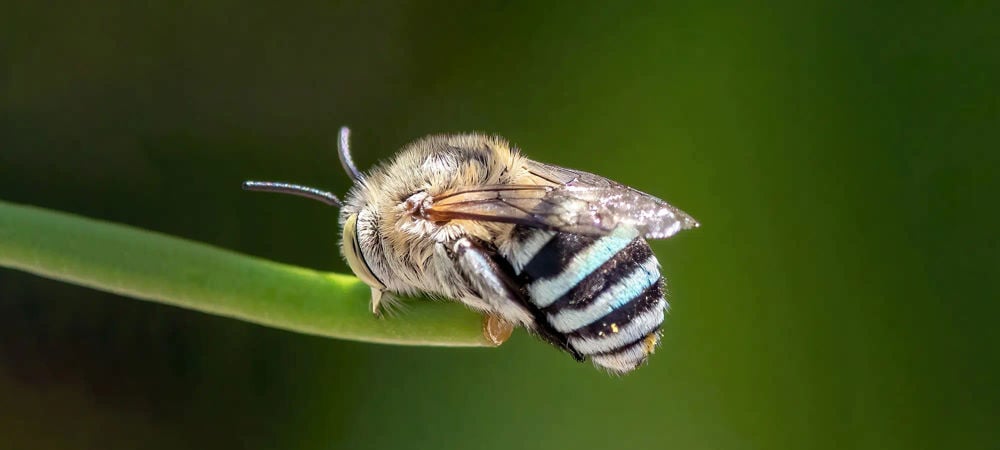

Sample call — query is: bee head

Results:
[341,210,387,292]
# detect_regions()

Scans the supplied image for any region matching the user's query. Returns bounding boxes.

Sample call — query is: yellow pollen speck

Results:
[643,333,659,354]
[610,323,619,333]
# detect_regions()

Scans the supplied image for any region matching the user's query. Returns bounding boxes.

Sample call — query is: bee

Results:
[243,127,699,374]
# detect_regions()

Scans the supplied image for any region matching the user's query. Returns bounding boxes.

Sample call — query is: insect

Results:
[243,126,699,374]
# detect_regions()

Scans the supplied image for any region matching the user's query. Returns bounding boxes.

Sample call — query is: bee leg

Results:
[482,313,514,346]
[452,238,580,359]
[452,238,533,328]
[370,288,385,316]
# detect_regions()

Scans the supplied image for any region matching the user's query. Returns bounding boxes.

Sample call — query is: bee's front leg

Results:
[369,287,385,316]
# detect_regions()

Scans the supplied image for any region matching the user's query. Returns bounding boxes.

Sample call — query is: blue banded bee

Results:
[244,127,698,374]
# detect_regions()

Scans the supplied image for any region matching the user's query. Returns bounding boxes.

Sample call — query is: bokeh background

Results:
[2,2,997,449]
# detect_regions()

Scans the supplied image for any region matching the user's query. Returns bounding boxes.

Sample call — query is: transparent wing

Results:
[425,161,699,239]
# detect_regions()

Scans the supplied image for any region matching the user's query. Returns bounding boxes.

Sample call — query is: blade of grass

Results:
[0,200,490,347]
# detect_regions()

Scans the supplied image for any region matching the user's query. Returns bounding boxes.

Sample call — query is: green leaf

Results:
[0,200,490,347]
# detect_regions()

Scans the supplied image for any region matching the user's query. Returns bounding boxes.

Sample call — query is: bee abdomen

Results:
[510,226,668,373]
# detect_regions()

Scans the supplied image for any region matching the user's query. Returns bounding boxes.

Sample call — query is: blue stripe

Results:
[568,299,665,355]
[527,227,639,308]
[549,255,661,333]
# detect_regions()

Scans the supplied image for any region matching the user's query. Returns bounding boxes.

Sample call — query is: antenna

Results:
[338,126,363,182]
[241,181,341,207]
[243,125,366,206]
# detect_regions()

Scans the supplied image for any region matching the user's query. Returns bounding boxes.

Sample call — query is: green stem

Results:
[0,200,490,347]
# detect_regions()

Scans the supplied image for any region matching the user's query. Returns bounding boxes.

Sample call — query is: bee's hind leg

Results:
[483,314,514,346]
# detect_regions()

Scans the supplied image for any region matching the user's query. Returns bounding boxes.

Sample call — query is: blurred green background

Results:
[1,1,997,449]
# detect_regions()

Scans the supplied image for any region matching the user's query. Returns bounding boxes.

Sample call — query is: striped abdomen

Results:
[505,225,667,373]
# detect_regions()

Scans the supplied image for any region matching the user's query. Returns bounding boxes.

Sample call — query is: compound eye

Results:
[342,213,386,290]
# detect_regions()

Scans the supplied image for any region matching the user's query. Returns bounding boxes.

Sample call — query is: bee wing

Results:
[425,161,699,239]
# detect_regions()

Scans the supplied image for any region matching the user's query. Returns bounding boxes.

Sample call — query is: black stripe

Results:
[541,238,652,314]
[567,279,664,343]
[519,231,597,280]
[589,330,660,359]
